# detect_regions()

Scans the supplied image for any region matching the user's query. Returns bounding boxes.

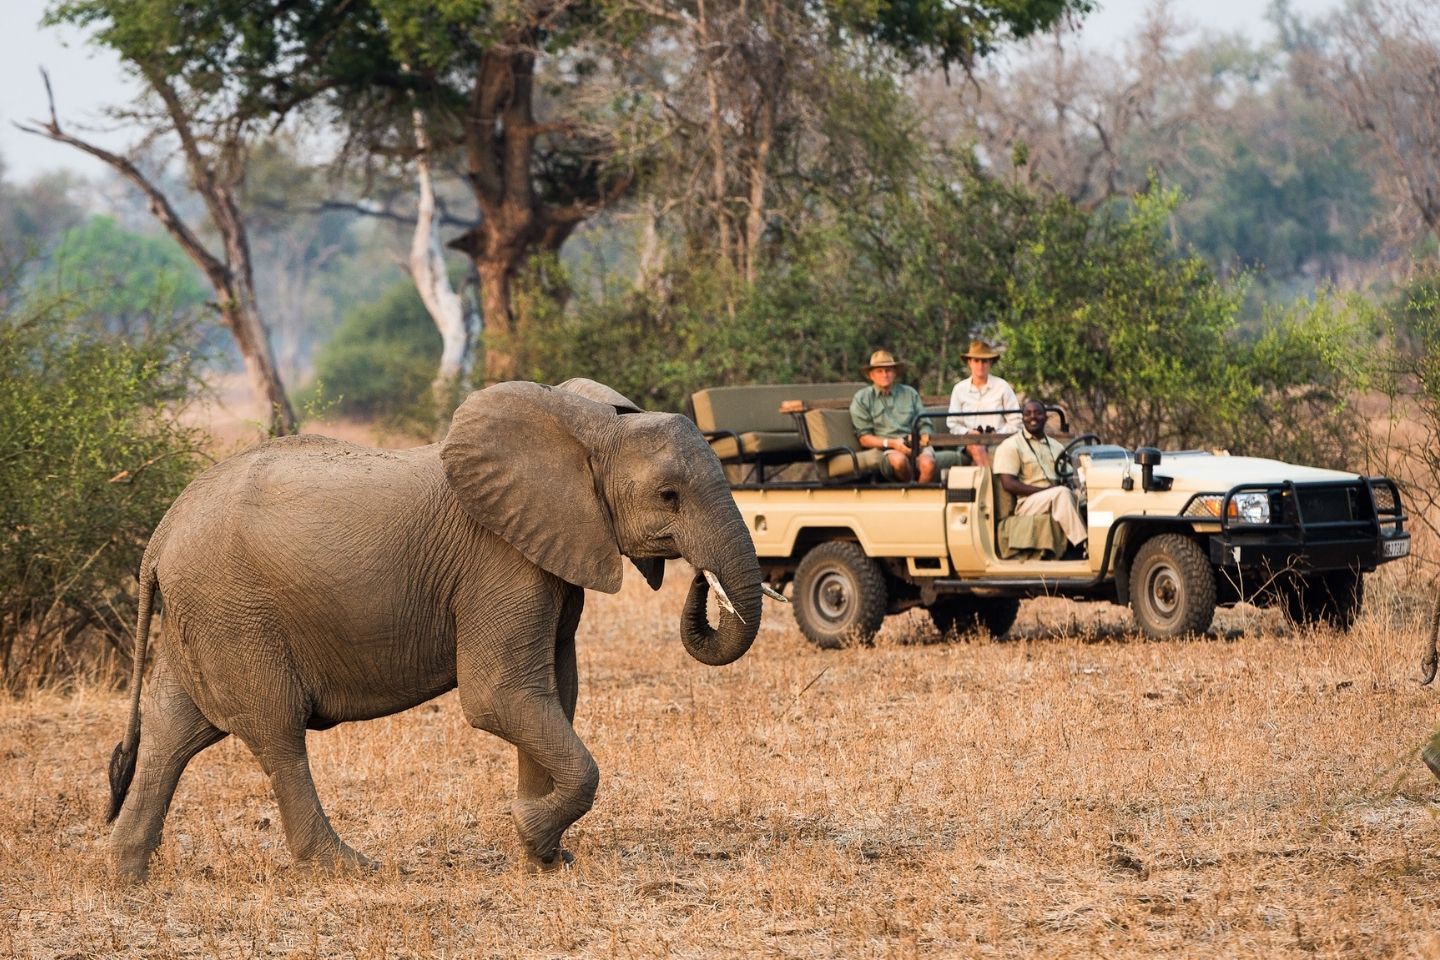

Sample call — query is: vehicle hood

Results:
[1156,454,1360,491]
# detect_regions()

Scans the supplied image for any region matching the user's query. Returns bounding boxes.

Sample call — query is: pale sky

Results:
[0,0,1343,184]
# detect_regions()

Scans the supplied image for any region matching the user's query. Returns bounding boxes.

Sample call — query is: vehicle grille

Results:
[1292,485,1367,526]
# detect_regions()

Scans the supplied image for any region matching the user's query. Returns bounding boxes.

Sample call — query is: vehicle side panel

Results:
[733,486,948,559]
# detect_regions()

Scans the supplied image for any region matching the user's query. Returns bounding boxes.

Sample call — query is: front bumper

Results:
[1201,477,1409,575]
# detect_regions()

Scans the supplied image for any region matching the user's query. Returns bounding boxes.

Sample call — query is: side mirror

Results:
[1134,447,1167,492]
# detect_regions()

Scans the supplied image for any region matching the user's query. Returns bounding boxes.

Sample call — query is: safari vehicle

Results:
[688,384,1411,646]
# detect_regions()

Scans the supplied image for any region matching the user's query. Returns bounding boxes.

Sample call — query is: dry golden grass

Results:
[4,568,1440,959]
[8,387,1437,957]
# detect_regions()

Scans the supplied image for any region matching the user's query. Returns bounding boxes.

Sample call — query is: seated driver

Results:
[993,400,1087,558]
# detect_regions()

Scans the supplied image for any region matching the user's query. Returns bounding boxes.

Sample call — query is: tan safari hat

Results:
[861,349,906,375]
[962,339,1002,361]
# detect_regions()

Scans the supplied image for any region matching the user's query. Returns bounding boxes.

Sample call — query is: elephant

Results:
[105,378,766,881]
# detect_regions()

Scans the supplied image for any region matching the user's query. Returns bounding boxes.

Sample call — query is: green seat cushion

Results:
[803,408,886,479]
[803,407,859,450]
[826,447,887,479]
[707,431,808,461]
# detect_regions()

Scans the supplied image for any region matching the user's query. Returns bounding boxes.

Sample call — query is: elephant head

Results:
[439,380,762,665]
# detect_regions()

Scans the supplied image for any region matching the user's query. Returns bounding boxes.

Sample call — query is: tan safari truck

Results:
[688,385,1411,647]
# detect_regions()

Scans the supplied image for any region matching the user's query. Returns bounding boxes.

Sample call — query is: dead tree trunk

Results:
[410,112,479,414]
[21,73,297,435]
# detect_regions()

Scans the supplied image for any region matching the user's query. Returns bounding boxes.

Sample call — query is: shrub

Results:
[305,280,441,427]
[0,279,208,690]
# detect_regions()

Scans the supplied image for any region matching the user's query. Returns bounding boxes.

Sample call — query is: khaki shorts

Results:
[878,445,946,480]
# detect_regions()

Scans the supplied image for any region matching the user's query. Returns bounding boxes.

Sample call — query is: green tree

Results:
[27,0,338,433]
[307,280,441,425]
[39,215,208,336]
[0,158,86,269]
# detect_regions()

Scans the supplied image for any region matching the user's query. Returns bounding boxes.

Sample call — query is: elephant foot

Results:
[511,796,572,872]
[111,837,157,884]
[112,855,152,885]
[296,841,380,876]
[523,848,575,874]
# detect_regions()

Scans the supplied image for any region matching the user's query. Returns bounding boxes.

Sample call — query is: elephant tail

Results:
[107,555,157,823]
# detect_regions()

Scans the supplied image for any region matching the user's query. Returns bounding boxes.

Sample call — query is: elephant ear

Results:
[555,377,642,414]
[631,557,665,592]
[441,381,624,594]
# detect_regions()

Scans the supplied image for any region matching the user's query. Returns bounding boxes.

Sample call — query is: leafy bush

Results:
[0,278,208,690]
[305,279,441,427]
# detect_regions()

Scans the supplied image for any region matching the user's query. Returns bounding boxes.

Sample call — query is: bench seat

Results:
[690,383,867,473]
[801,407,886,480]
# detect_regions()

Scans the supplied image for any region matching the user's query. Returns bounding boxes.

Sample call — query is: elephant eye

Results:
[659,488,680,509]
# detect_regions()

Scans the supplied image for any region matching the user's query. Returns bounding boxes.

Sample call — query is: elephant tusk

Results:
[762,583,789,604]
[702,569,746,624]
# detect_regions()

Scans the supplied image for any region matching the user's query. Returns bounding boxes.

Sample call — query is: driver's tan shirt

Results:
[993,432,1065,492]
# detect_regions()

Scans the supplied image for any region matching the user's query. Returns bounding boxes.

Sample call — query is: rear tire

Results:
[1129,534,1216,638]
[1282,569,1363,631]
[929,597,1022,641]
[793,542,887,649]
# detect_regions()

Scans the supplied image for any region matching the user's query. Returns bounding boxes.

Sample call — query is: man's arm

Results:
[906,387,931,448]
[994,437,1049,497]
[998,472,1050,498]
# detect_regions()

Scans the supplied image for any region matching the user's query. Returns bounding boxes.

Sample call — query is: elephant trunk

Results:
[678,516,762,667]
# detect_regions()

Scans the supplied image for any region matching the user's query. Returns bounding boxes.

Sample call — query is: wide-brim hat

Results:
[962,338,1002,361]
[861,349,906,374]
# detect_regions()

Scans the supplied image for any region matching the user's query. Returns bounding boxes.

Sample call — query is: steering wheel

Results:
[1055,433,1101,485]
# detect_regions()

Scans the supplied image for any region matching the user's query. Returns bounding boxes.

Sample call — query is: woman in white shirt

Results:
[947,339,1022,467]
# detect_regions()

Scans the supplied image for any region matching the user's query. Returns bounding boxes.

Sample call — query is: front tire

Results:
[929,597,1022,641]
[1129,534,1216,638]
[793,542,887,648]
[1282,569,1363,631]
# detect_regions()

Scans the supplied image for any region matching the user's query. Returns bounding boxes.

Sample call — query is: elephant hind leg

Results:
[110,662,227,882]
[239,728,377,873]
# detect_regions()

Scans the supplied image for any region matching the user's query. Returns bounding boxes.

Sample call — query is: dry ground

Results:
[7,387,1440,957]
[4,576,1440,959]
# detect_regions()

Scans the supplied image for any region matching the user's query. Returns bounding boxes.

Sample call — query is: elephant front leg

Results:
[481,690,599,871]
[512,593,586,866]
[458,587,596,870]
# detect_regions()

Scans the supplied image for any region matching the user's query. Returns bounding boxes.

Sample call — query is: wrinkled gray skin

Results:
[107,379,762,881]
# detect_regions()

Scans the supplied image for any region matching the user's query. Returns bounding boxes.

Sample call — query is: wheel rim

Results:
[1145,561,1182,624]
[811,567,855,625]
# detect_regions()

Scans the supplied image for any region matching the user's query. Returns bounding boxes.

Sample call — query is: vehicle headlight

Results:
[1232,492,1271,523]
[1185,492,1271,523]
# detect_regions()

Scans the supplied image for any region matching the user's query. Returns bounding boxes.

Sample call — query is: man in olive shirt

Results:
[850,350,938,483]
[993,399,1087,554]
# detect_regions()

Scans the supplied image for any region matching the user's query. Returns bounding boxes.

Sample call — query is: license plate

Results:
[1383,537,1410,558]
